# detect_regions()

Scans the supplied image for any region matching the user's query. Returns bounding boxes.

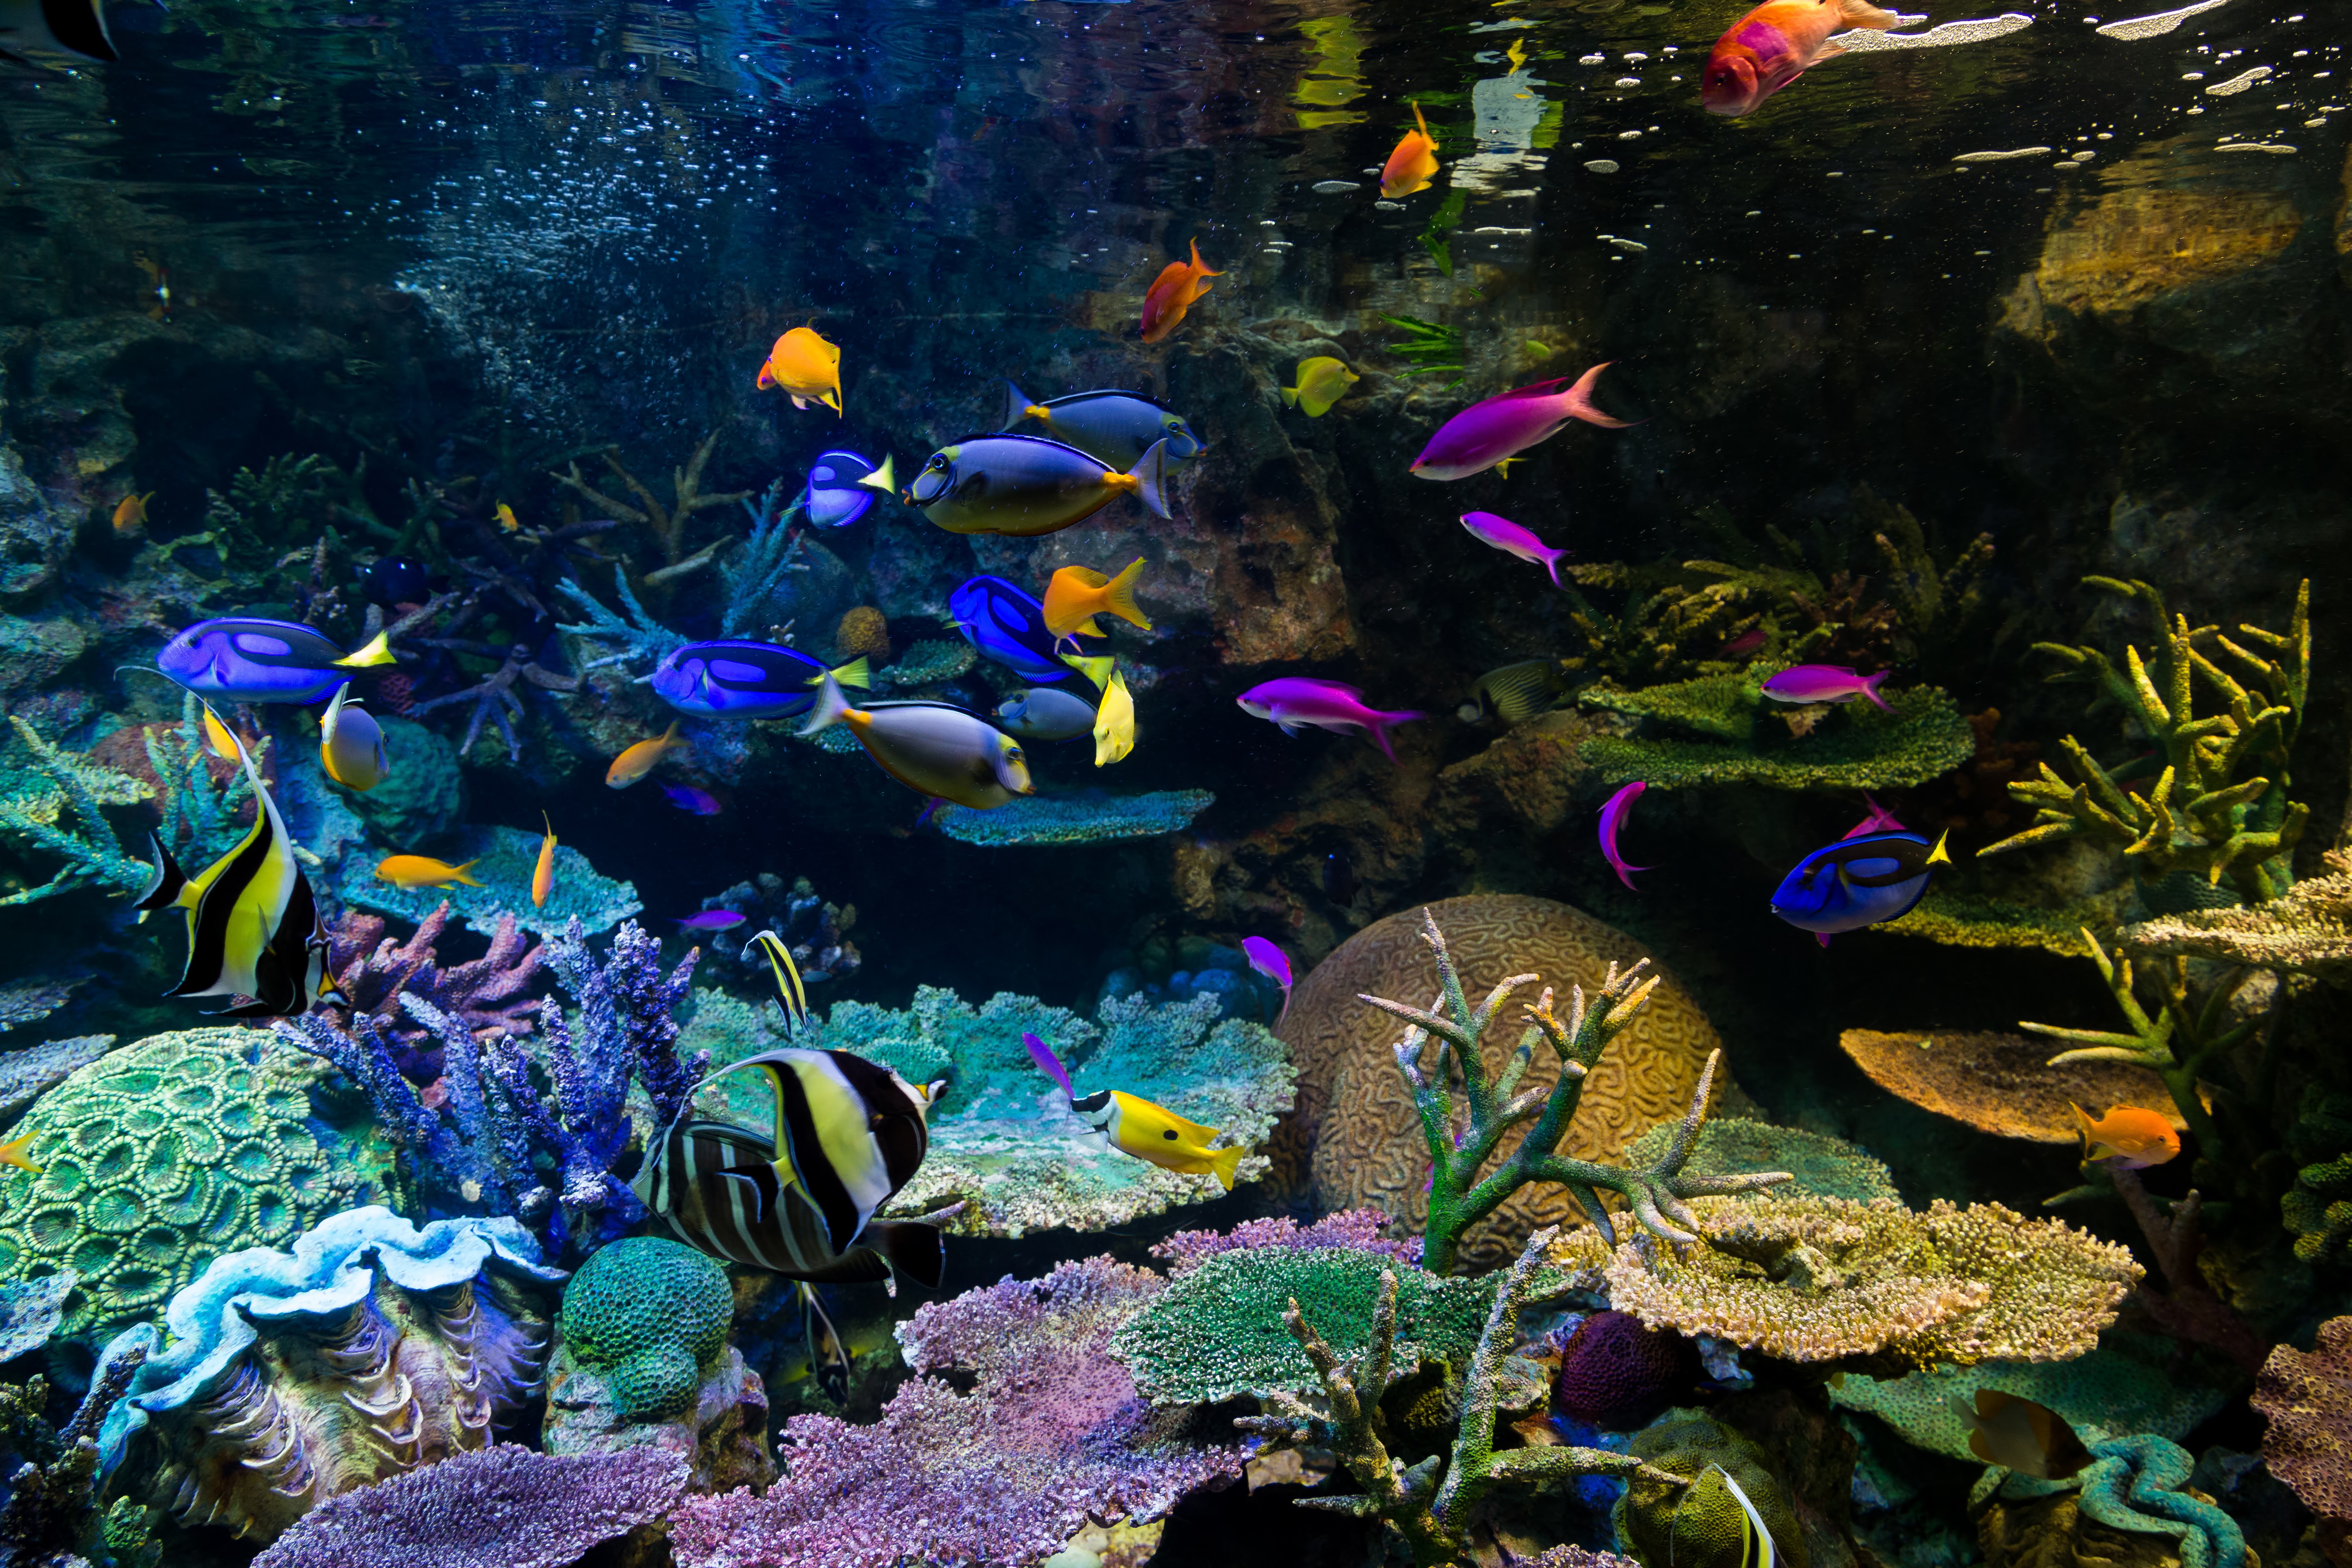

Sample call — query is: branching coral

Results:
[323,902,544,1084]
[1355,910,1788,1274]
[408,639,581,763]
[0,714,155,904]
[550,432,748,568]
[720,482,811,636]
[933,789,1216,847]
[556,565,689,674]
[0,1333,149,1567]
[1576,670,1974,791]
[2119,846,2352,985]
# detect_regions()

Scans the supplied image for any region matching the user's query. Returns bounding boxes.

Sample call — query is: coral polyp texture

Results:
[1550,1196,2141,1369]
[0,1028,375,1344]
[2252,1314,2352,1527]
[94,1206,564,1544]
[1619,1116,1898,1204]
[555,1236,734,1423]
[1832,1340,2227,1457]
[932,788,1216,846]
[342,823,644,940]
[1837,1029,2190,1143]
[1576,668,1975,791]
[2118,846,2352,985]
[667,1256,1245,1568]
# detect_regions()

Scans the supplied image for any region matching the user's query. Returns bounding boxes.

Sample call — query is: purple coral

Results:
[1151,1209,1423,1275]
[2254,1314,2352,1526]
[668,1256,1244,1568]
[249,1443,688,1568]
[1551,1311,1699,1429]
[325,903,544,1083]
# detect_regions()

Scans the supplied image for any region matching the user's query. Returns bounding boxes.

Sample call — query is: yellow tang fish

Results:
[375,854,482,890]
[1093,666,1135,767]
[757,325,844,415]
[1281,357,1361,418]
[319,682,389,791]
[199,703,241,762]
[0,1128,42,1174]
[607,720,688,789]
[532,812,557,910]
[495,502,521,532]
[113,491,154,533]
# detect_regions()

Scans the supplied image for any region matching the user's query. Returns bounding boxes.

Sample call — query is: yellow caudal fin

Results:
[1927,829,1953,866]
[1102,558,1152,632]
[336,630,396,668]
[831,655,872,690]
[1838,0,1902,27]
[1281,386,1301,409]
[1209,1144,1243,1192]
[451,858,484,888]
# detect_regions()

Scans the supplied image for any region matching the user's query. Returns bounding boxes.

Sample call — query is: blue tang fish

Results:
[999,383,1205,468]
[651,640,870,722]
[948,576,1072,684]
[157,618,395,705]
[1770,829,1952,945]
[802,450,897,529]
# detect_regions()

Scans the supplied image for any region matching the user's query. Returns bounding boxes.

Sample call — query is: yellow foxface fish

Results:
[131,730,339,1018]
[112,491,153,533]
[1041,559,1152,643]
[757,325,844,415]
[747,928,810,1031]
[630,1047,949,1286]
[800,673,1033,812]
[1281,357,1361,418]
[532,812,557,910]
[1956,1389,2092,1481]
[1025,1031,1243,1188]
[374,854,482,890]
[319,683,388,791]
[1093,666,1135,767]
[606,720,688,789]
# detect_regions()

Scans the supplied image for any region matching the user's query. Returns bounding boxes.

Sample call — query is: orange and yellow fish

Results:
[1042,560,1152,644]
[113,491,154,533]
[198,703,242,763]
[1701,0,1900,117]
[532,812,557,909]
[756,326,844,415]
[607,720,688,789]
[1139,241,1223,345]
[495,502,522,532]
[0,1129,40,1175]
[2070,1102,2180,1170]
[375,854,483,890]
[1381,102,1440,198]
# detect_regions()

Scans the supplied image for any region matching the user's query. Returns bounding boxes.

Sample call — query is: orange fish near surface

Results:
[756,326,844,415]
[2070,1102,2180,1170]
[1139,241,1224,345]
[1380,102,1440,198]
[1700,0,1900,117]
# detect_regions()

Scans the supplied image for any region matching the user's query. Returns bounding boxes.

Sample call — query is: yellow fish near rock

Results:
[1281,357,1360,418]
[1093,666,1135,767]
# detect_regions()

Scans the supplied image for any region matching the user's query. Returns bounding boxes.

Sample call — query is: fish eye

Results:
[924,453,950,472]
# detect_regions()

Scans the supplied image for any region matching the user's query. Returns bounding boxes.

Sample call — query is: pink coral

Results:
[325,902,544,1082]
[1151,1208,1423,1275]
[2254,1314,2352,1523]
[1552,1311,1699,1428]
[668,1257,1243,1568]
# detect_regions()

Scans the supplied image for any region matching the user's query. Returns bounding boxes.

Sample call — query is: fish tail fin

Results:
[1816,932,1832,947]
[1128,441,1172,520]
[857,454,896,494]
[1189,237,1225,278]
[797,1282,851,1402]
[1002,380,1033,430]
[336,631,396,668]
[1367,710,1425,764]
[131,832,189,918]
[1838,0,1902,28]
[1411,100,1433,145]
[451,859,484,888]
[1927,829,1953,866]
[2069,1101,2094,1148]
[799,672,851,736]
[867,1219,948,1290]
[1281,386,1301,409]
[1102,557,1153,631]
[660,719,682,749]
[1862,669,1893,711]
[1209,1144,1245,1192]
[1563,361,1635,430]
[1542,547,1567,589]
[1024,1031,1076,1098]
[830,655,872,690]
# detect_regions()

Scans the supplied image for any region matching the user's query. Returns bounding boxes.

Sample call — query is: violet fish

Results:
[1409,363,1633,481]
[1597,780,1654,891]
[1236,678,1425,764]
[1024,1031,1074,1098]
[1240,936,1293,1023]
[1761,664,1891,711]
[674,910,747,932]
[1459,511,1569,587]
[1843,793,1906,838]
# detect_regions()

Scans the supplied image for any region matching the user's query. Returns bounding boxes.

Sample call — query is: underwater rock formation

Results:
[0,1332,150,1568]
[340,823,642,940]
[1278,895,1738,1269]
[95,1206,563,1544]
[339,716,466,847]
[1837,1028,2191,1144]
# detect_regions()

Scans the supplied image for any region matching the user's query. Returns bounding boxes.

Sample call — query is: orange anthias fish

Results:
[1042,560,1152,643]
[113,492,154,533]
[2070,1102,2180,1170]
[532,812,557,910]
[375,854,483,890]
[1381,102,1440,198]
[1701,0,1901,117]
[1139,241,1224,345]
[607,720,688,788]
[756,325,844,415]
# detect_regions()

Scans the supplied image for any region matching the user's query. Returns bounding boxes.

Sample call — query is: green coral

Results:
[875,638,977,690]
[0,1029,375,1343]
[0,716,155,906]
[1622,1118,1897,1205]
[341,823,640,939]
[1615,1410,1804,1568]
[1110,1246,1497,1405]
[341,715,466,845]
[557,1237,733,1423]
[1577,670,1973,791]
[1883,886,2129,957]
[1831,1340,2227,1458]
[933,790,1215,847]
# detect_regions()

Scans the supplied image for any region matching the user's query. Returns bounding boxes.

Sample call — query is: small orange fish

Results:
[607,720,688,789]
[1381,102,1440,198]
[2070,1102,2180,1170]
[495,502,521,532]
[0,1129,41,1175]
[1701,0,1900,117]
[756,326,844,415]
[375,854,483,890]
[1042,560,1152,642]
[532,812,557,909]
[113,491,154,533]
[1139,241,1224,345]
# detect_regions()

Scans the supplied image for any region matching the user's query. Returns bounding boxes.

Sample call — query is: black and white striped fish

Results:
[631,1047,951,1287]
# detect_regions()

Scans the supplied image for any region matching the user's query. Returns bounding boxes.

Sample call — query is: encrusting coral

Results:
[1575,667,1974,791]
[2251,1314,2352,1534]
[931,789,1218,847]
[1615,1409,1806,1568]
[1832,1339,2227,1459]
[1838,1028,2189,1144]
[1620,1116,1898,1205]
[94,1206,563,1544]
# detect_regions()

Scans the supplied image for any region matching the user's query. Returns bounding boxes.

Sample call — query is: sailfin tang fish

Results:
[158,618,395,705]
[1769,829,1950,942]
[797,1281,853,1403]
[748,928,810,1031]
[1463,660,1570,725]
[998,383,1204,466]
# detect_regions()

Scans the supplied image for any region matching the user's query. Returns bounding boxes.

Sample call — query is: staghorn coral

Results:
[668,1255,1245,1568]
[0,1033,113,1126]
[0,714,156,906]
[323,903,543,1085]
[2119,846,2352,985]
[249,1442,689,1568]
[555,1238,732,1424]
[0,1028,375,1345]
[1576,671,1974,792]
[550,431,749,568]
[933,789,1216,847]
[1833,1339,2227,1459]
[556,565,689,675]
[1621,1117,1898,1205]
[1552,1195,2141,1370]
[341,823,641,940]
[1354,909,1788,1274]
[1150,1208,1424,1274]
[94,1207,562,1544]
[1837,1029,2189,1144]
[1283,896,1736,1272]
[2253,1316,2352,1527]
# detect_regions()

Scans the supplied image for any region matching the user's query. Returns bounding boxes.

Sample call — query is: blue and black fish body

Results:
[802,450,886,529]
[0,0,117,66]
[1769,829,1951,942]
[998,381,1205,467]
[650,640,866,722]
[156,617,392,704]
[948,575,1072,684]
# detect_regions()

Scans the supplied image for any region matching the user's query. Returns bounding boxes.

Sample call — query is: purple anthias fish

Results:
[1762,664,1891,711]
[674,910,747,932]
[660,782,724,816]
[1409,363,1635,481]
[1240,936,1293,1024]
[1023,1031,1074,1098]
[1843,793,1905,839]
[1720,627,1768,659]
[1459,512,1569,587]
[1236,678,1425,764]
[1597,780,1654,891]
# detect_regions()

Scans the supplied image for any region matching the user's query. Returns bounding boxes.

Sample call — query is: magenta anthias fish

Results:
[1597,780,1654,891]
[1236,678,1425,764]
[1843,792,1906,838]
[1409,363,1634,481]
[1459,511,1569,586]
[1240,936,1293,1023]
[1762,664,1891,711]
[674,910,748,932]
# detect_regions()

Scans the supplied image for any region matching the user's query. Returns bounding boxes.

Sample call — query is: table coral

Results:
[932,788,1215,846]
[1837,1029,2189,1144]
[1621,1118,1897,1205]
[1553,1196,2141,1370]
[2119,847,2352,985]
[557,1237,733,1423]
[668,1255,1244,1568]
[94,1206,564,1544]
[2252,1315,2352,1525]
[1833,1340,2227,1458]
[339,823,642,940]
[249,1443,689,1568]
[1576,672,1974,791]
[0,1027,376,1345]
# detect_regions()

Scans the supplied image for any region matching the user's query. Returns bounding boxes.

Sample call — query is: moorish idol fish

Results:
[1679,1464,1780,1567]
[746,927,810,1032]
[797,1281,852,1403]
[650,639,870,723]
[156,617,395,705]
[132,723,340,1019]
[1768,829,1951,945]
[630,1047,951,1287]
[1023,1031,1244,1189]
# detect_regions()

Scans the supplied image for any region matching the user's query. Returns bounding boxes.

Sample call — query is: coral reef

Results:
[1620,1118,1898,1205]
[323,902,545,1084]
[933,788,1217,847]
[551,431,748,568]
[249,1443,690,1568]
[1576,670,1974,791]
[1551,1196,2142,1370]
[686,873,861,989]
[1551,1311,1701,1428]
[0,1333,150,1568]
[2119,846,2352,985]
[1281,895,1737,1271]
[0,1028,375,1345]
[555,1237,732,1424]
[338,715,466,846]
[95,1206,562,1544]
[1833,1339,2227,1457]
[1150,1208,1424,1273]
[668,1256,1245,1568]
[341,823,642,940]
[2252,1315,2352,1530]
[0,1033,114,1124]
[557,566,689,674]
[0,714,156,905]
[0,976,84,1034]
[1615,1410,1807,1568]
[1838,1029,2190,1144]
[873,637,977,690]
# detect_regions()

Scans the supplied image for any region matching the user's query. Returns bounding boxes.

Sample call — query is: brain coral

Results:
[1278,895,1736,1270]
[0,1028,374,1343]
[558,1237,734,1423]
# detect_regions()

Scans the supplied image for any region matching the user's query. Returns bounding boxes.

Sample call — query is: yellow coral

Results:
[834,605,891,663]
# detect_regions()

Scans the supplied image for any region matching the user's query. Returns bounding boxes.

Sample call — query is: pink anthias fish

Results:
[1597,780,1654,891]
[1408,363,1635,481]
[1236,678,1425,764]
[1240,936,1293,1024]
[1459,512,1569,588]
[1761,664,1891,711]
[674,910,747,932]
[1023,1031,1073,1097]
[1843,793,1905,838]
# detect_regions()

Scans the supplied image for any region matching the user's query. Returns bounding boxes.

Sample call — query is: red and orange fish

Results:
[1139,240,1223,344]
[2070,1102,2180,1170]
[1380,102,1439,198]
[1701,0,1900,117]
